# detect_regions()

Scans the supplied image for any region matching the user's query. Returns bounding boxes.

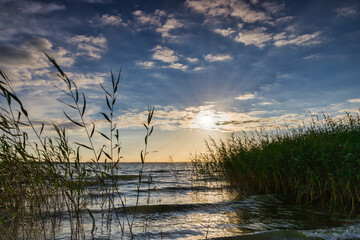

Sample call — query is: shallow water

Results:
[51,163,359,239]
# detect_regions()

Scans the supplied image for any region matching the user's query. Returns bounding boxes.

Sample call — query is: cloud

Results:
[274,16,294,24]
[156,18,184,39]
[185,0,230,18]
[185,0,268,23]
[186,57,199,62]
[261,1,285,15]
[235,93,256,100]
[193,66,205,71]
[230,0,267,22]
[204,53,233,62]
[67,34,107,59]
[132,9,165,26]
[335,6,357,17]
[235,27,273,47]
[0,36,74,82]
[133,10,184,40]
[347,98,360,103]
[167,63,188,71]
[65,72,107,88]
[114,104,311,132]
[16,1,65,14]
[258,101,273,105]
[149,45,189,70]
[273,31,322,47]
[97,14,127,26]
[214,28,236,37]
[303,54,320,60]
[151,45,179,63]
[135,60,156,69]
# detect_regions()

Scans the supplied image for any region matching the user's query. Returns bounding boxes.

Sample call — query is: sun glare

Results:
[195,110,228,131]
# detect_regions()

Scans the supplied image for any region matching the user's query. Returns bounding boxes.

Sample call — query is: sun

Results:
[195,110,217,130]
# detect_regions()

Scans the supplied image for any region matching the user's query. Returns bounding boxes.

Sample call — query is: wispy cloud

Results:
[166,63,188,71]
[193,66,205,71]
[67,34,107,59]
[156,18,184,39]
[347,98,360,103]
[303,54,320,60]
[135,60,156,69]
[97,13,127,26]
[186,57,199,62]
[235,27,273,48]
[258,101,273,106]
[185,0,270,23]
[133,10,184,40]
[261,1,285,15]
[133,9,165,26]
[230,0,267,22]
[204,53,233,62]
[214,28,236,37]
[273,31,322,47]
[17,1,65,14]
[150,45,188,70]
[235,93,256,100]
[335,6,357,17]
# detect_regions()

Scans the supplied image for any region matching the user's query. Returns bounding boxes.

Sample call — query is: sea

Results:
[50,162,360,240]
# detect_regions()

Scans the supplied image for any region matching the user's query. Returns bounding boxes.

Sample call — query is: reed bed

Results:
[192,112,360,217]
[0,56,154,239]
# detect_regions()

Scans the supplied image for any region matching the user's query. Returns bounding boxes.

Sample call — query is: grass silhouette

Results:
[193,112,360,217]
[0,55,154,239]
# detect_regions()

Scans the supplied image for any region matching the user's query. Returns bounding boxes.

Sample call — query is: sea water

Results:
[51,162,360,240]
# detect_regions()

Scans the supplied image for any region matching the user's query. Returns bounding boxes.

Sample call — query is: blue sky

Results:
[0,0,359,161]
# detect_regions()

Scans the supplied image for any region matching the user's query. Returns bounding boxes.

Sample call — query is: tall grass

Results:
[192,112,360,217]
[0,56,154,239]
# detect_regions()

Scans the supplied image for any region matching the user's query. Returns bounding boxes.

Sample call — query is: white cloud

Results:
[230,0,267,23]
[185,0,230,18]
[132,9,165,26]
[193,66,205,71]
[186,57,199,62]
[303,54,320,60]
[274,16,294,24]
[167,63,188,71]
[273,31,322,47]
[235,27,273,48]
[259,101,273,105]
[214,28,236,37]
[336,6,357,17]
[151,45,179,63]
[156,18,184,39]
[97,14,127,26]
[185,0,268,23]
[0,36,74,82]
[261,1,285,14]
[65,72,107,88]
[67,34,107,59]
[204,53,233,62]
[347,98,360,103]
[133,10,183,40]
[135,60,156,69]
[235,93,256,100]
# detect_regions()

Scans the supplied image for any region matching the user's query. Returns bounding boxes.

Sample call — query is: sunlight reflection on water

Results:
[47,163,360,240]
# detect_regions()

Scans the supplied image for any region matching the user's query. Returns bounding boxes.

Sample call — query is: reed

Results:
[0,56,154,239]
[192,112,360,217]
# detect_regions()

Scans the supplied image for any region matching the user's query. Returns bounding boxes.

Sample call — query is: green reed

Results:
[192,112,360,217]
[0,56,154,239]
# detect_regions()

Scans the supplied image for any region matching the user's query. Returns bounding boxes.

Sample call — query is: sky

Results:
[0,0,359,162]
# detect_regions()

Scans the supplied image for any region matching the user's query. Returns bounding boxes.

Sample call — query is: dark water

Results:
[53,163,359,239]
